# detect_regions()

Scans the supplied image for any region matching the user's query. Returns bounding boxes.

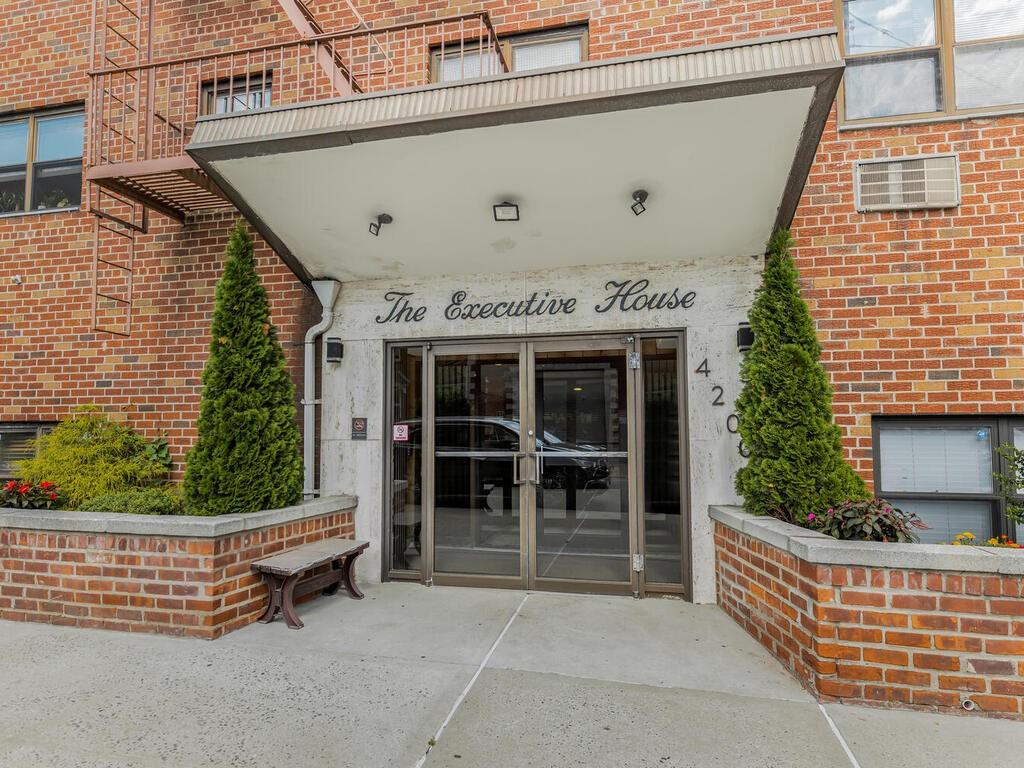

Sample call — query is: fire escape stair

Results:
[87,156,231,222]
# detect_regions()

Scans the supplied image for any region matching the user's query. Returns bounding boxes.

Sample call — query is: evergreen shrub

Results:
[17,408,168,508]
[78,488,184,516]
[183,222,303,516]
[734,230,867,525]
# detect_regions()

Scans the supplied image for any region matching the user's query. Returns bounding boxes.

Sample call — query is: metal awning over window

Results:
[187,31,843,283]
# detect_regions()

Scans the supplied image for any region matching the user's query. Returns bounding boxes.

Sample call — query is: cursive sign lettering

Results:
[594,279,696,314]
[375,281,696,323]
[444,290,576,321]
[375,291,428,324]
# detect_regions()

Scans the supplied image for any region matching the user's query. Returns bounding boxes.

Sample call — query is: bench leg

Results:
[280,573,304,629]
[341,549,365,600]
[258,574,282,624]
[323,560,342,596]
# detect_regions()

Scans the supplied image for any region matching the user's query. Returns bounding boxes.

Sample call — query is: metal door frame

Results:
[526,336,638,596]
[427,341,530,591]
[383,330,690,599]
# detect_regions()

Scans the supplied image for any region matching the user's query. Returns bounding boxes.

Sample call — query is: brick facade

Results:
[715,520,1024,719]
[0,504,355,638]
[2,0,1021,490]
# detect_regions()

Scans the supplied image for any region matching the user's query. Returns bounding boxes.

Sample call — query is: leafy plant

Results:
[78,488,183,516]
[811,499,927,543]
[734,229,867,525]
[0,480,62,509]
[144,436,173,472]
[995,443,1024,526]
[183,221,303,516]
[17,407,168,508]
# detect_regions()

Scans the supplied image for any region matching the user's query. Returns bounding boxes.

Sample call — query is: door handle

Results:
[512,452,526,485]
[528,451,543,486]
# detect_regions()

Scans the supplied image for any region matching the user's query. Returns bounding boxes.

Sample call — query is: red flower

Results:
[18,484,31,494]
[39,481,53,489]
[47,492,57,501]
[2,480,16,492]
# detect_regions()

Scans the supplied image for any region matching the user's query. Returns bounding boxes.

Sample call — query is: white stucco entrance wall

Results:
[319,252,762,603]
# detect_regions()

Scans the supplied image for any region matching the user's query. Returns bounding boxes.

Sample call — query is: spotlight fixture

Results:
[493,201,520,222]
[631,189,648,216]
[368,213,393,236]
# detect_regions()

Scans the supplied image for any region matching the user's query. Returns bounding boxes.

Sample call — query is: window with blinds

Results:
[873,418,1023,544]
[0,424,48,480]
[854,154,959,211]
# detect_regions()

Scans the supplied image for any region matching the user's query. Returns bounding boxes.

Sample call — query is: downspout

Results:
[304,280,341,499]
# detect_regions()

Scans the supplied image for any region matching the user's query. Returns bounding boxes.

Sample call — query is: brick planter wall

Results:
[712,507,1024,719]
[0,496,357,639]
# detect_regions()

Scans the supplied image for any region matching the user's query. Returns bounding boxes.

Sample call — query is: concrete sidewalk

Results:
[0,583,1019,767]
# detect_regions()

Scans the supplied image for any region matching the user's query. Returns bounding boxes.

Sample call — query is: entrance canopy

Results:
[188,32,842,284]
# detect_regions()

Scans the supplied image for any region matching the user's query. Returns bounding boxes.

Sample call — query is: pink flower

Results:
[807,513,816,521]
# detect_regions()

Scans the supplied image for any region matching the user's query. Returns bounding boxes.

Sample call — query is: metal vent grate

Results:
[854,154,960,212]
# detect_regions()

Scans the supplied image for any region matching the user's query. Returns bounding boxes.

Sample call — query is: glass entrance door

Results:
[431,345,527,585]
[528,340,636,592]
[392,333,688,596]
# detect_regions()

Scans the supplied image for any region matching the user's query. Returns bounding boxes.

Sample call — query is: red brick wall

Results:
[2,0,1023,493]
[715,521,1024,719]
[0,211,317,478]
[0,508,355,638]
[792,115,1024,484]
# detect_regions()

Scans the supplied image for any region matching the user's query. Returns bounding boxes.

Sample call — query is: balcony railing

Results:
[86,12,507,177]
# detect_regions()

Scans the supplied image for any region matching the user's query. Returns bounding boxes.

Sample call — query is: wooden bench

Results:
[252,538,368,630]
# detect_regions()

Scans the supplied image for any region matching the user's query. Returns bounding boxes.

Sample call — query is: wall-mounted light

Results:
[325,337,344,363]
[493,201,520,222]
[631,189,648,216]
[737,322,754,352]
[369,213,393,236]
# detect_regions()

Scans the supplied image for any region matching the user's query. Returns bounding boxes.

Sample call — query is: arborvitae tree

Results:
[734,229,866,525]
[183,222,303,515]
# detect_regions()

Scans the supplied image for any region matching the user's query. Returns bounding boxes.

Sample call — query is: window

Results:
[201,75,272,115]
[0,424,50,481]
[854,154,960,211]
[873,417,1023,543]
[838,0,1024,123]
[433,26,587,83]
[0,110,84,215]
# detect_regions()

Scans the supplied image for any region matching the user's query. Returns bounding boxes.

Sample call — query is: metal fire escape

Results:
[85,0,507,335]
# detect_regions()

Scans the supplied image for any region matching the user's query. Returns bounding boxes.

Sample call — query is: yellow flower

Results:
[957,531,975,540]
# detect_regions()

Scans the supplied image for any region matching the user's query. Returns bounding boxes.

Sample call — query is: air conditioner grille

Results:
[855,155,959,212]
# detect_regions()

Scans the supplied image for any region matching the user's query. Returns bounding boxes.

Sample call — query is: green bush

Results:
[17,408,168,508]
[183,222,303,516]
[734,230,867,525]
[996,443,1024,526]
[78,488,184,516]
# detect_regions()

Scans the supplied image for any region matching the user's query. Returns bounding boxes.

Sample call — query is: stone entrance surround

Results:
[712,506,1024,719]
[0,496,356,639]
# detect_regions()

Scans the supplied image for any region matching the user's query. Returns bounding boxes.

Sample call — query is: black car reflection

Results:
[391,417,614,559]
[398,416,610,493]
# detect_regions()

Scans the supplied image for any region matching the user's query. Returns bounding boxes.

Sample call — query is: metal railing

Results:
[86,12,508,169]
